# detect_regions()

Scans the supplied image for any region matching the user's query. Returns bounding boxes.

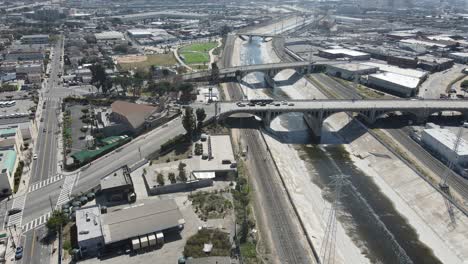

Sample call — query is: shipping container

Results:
[148,234,156,246]
[140,236,149,248]
[132,238,141,250]
[156,232,164,245]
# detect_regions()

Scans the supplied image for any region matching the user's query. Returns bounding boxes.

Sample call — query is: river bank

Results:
[232,36,468,263]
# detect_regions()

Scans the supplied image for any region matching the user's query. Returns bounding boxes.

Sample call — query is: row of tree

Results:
[182,107,207,139]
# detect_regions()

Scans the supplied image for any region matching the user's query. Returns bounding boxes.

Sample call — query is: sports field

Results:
[116,54,177,72]
[179,42,217,64]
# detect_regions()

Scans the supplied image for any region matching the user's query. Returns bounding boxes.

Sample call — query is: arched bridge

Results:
[216,99,468,139]
[181,61,331,84]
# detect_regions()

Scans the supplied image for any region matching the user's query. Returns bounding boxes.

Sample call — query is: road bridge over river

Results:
[216,99,468,139]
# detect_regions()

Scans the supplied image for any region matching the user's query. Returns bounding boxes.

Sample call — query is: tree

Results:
[211,62,219,84]
[113,44,128,53]
[46,210,68,234]
[182,107,196,139]
[114,75,132,95]
[461,80,468,89]
[196,108,207,130]
[156,173,165,186]
[89,64,108,93]
[220,25,231,37]
[168,172,176,184]
[178,82,194,102]
[178,162,187,182]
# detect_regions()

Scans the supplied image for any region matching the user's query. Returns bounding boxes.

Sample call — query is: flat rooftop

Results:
[321,48,369,57]
[329,63,378,72]
[100,166,132,190]
[101,199,184,245]
[362,62,428,79]
[423,128,468,156]
[369,72,420,89]
[76,206,103,243]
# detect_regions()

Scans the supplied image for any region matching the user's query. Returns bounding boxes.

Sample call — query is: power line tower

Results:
[320,174,349,264]
[439,125,464,227]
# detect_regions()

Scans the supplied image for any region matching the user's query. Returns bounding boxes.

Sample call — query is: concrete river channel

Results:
[238,37,442,264]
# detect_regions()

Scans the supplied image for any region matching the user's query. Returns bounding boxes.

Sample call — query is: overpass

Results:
[181,61,332,84]
[216,99,468,139]
[236,32,281,41]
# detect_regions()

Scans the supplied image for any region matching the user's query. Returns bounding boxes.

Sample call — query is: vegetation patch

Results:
[184,229,231,258]
[179,42,217,65]
[189,191,232,220]
[13,161,24,193]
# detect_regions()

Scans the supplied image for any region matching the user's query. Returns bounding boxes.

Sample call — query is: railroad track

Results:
[242,128,310,263]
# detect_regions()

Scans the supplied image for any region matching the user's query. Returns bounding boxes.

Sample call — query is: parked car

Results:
[33,154,38,160]
[7,208,22,216]
[15,246,23,260]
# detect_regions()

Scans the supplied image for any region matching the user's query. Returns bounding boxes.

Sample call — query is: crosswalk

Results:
[22,212,51,233]
[56,174,77,208]
[7,195,26,228]
[28,174,64,193]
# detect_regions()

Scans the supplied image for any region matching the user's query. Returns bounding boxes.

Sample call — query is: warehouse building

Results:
[367,72,420,97]
[417,55,454,72]
[449,52,468,64]
[20,34,49,45]
[325,63,378,80]
[94,31,125,44]
[421,128,468,167]
[318,48,370,60]
[76,199,185,257]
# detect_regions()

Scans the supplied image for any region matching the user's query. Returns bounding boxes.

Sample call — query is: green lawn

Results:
[117,54,177,72]
[180,52,210,64]
[179,41,217,65]
[180,42,217,53]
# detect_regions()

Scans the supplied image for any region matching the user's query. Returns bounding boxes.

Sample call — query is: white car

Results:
[33,154,38,160]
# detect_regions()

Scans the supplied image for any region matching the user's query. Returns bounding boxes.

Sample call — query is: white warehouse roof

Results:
[95,31,124,40]
[369,72,420,89]
[362,62,428,79]
[321,48,369,57]
[423,128,468,156]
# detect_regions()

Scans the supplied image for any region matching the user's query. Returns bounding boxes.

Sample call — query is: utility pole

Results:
[320,174,348,264]
[49,195,54,212]
[439,124,464,227]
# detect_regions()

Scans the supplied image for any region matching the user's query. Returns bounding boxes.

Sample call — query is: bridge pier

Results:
[303,112,324,142]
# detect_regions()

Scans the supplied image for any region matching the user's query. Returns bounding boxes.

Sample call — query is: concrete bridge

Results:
[236,32,281,41]
[181,61,329,84]
[215,99,468,139]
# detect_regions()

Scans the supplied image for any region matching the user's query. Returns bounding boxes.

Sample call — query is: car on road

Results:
[15,246,23,260]
[43,128,46,132]
[248,102,255,106]
[7,208,22,216]
[33,154,38,160]
[281,101,288,105]
[288,103,295,106]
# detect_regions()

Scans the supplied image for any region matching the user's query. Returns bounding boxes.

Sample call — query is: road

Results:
[17,38,63,264]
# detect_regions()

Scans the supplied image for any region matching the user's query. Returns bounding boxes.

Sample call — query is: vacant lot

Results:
[179,42,217,65]
[117,54,177,72]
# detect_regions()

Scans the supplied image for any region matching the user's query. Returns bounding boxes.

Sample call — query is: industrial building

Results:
[76,199,184,257]
[325,63,378,80]
[367,72,420,97]
[449,52,468,64]
[94,31,125,44]
[99,166,134,203]
[417,55,454,72]
[20,34,49,45]
[127,28,177,45]
[421,128,468,167]
[361,62,428,80]
[318,48,371,60]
